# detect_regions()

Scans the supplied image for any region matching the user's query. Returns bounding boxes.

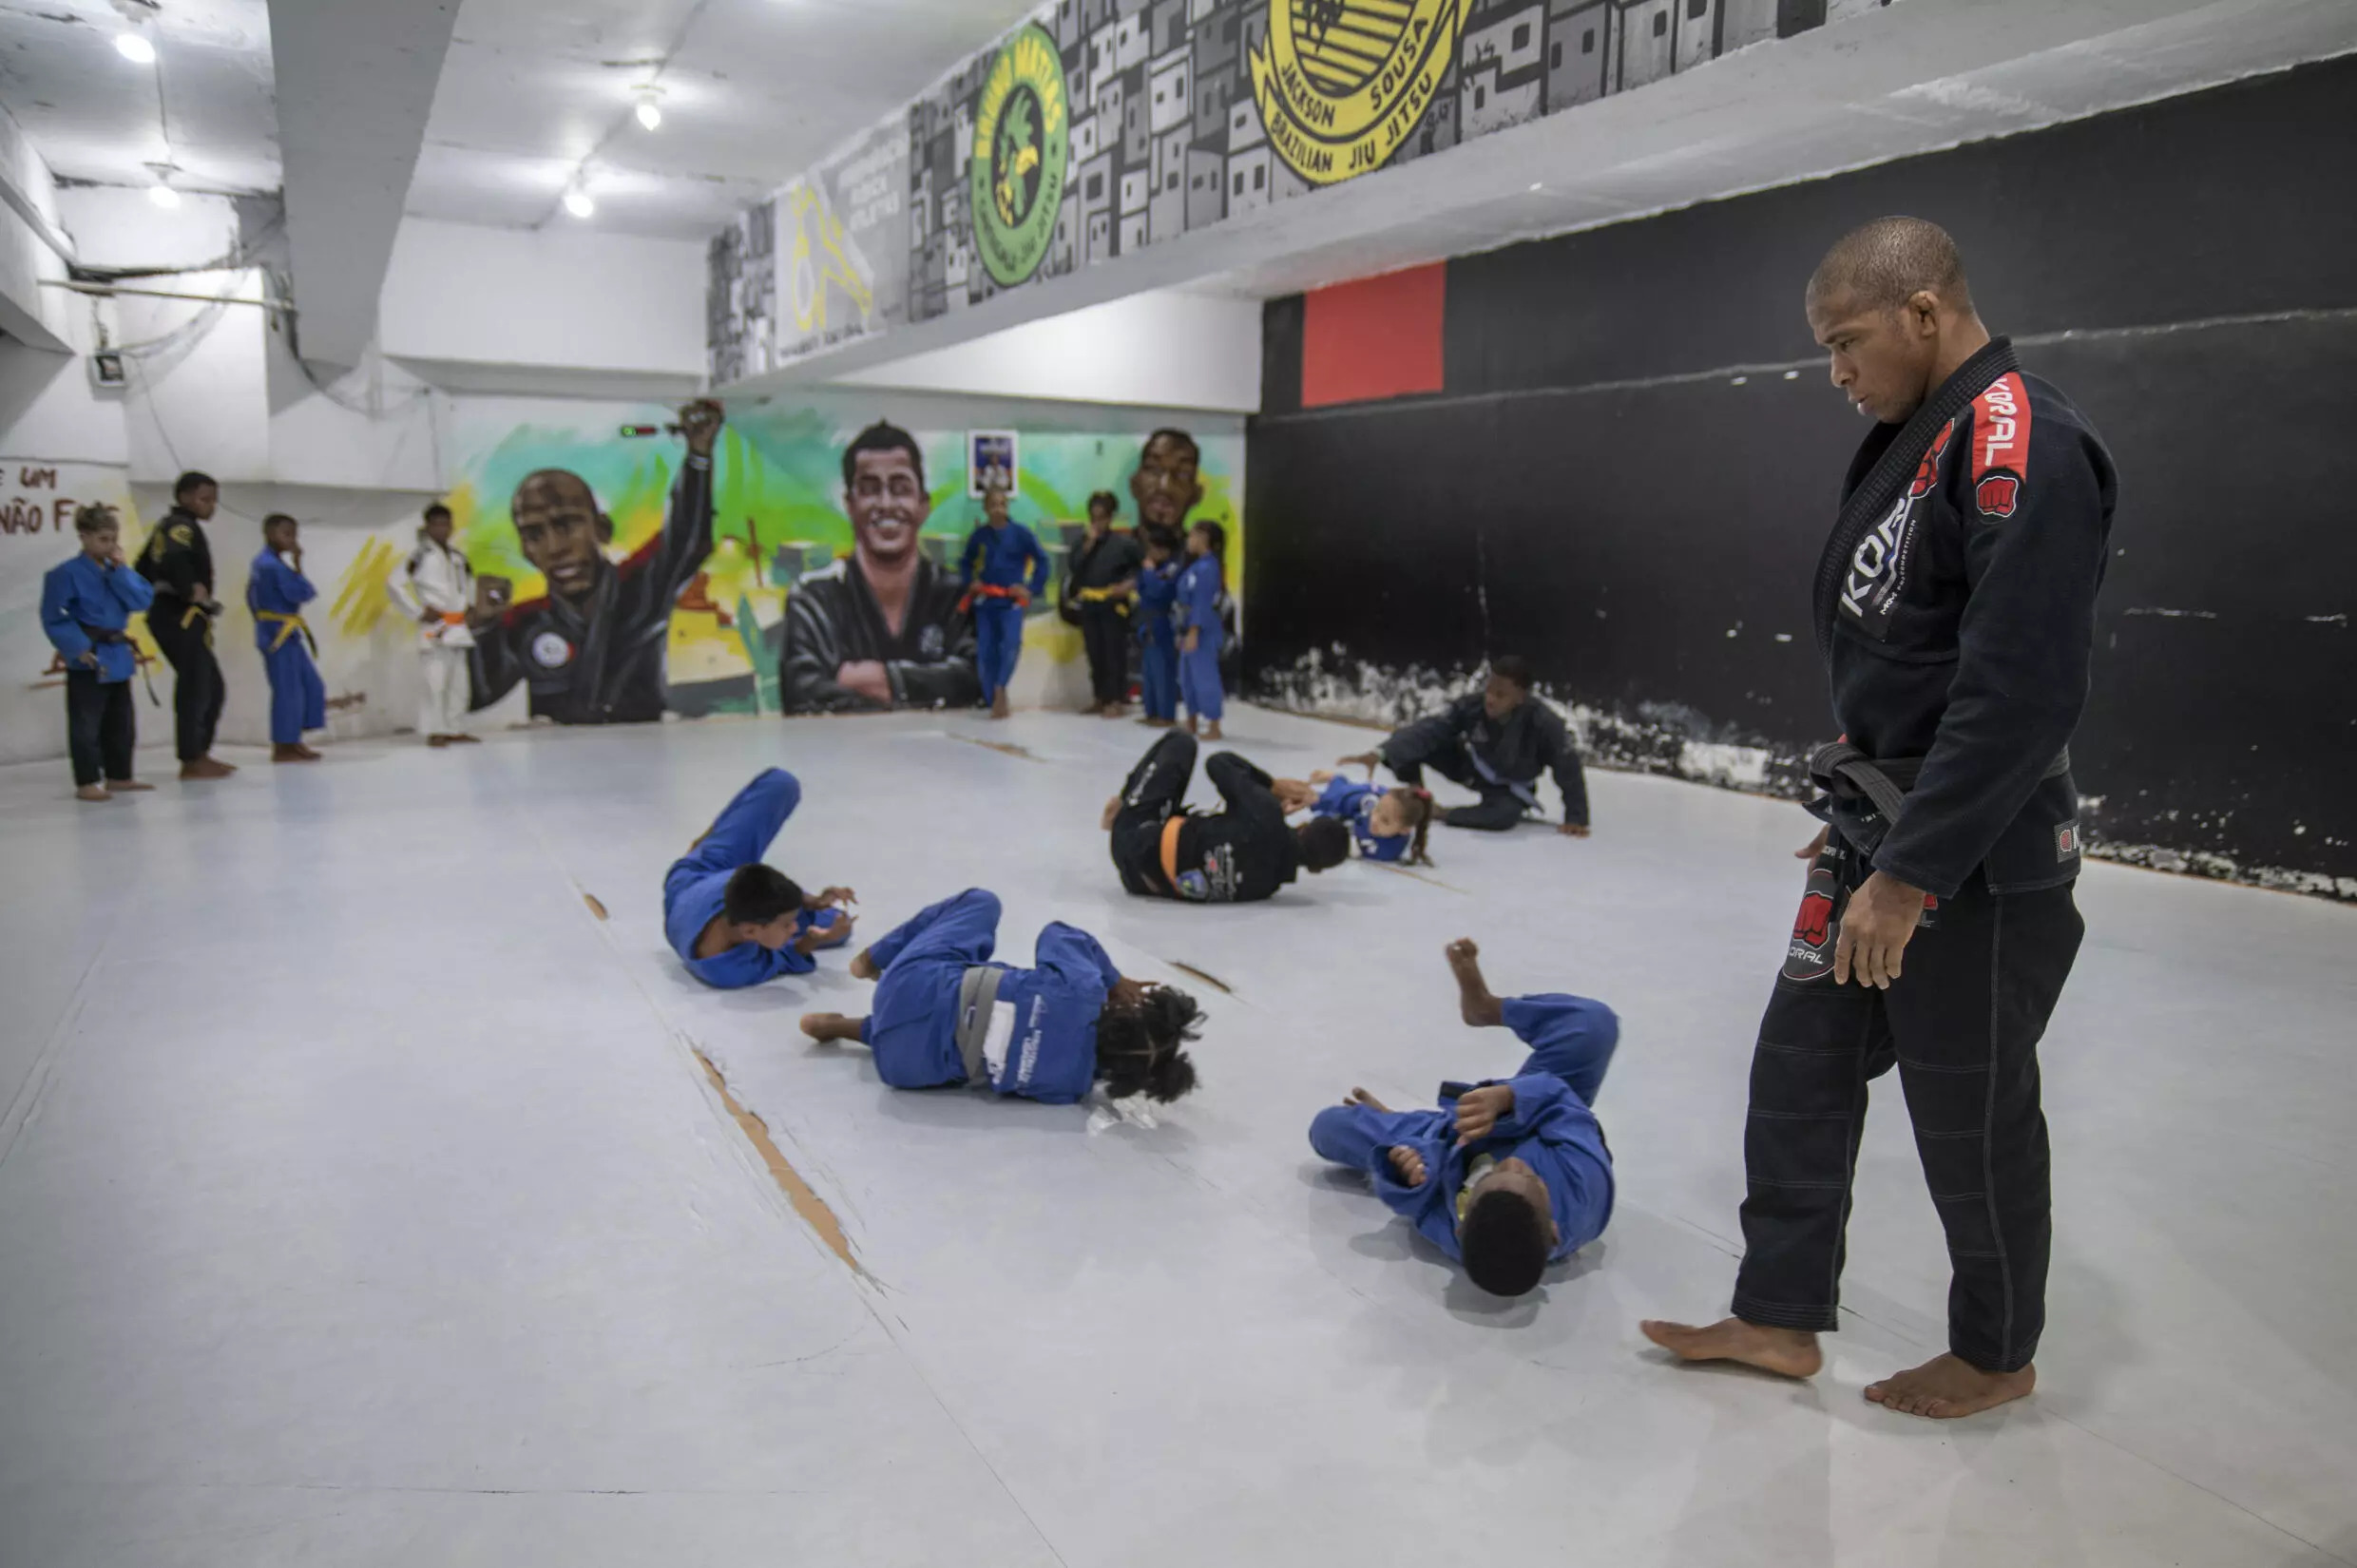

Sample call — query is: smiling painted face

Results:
[846,448,931,571]
[510,470,610,602]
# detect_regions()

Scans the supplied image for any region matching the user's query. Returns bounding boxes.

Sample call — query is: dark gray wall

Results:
[1246,57,2357,893]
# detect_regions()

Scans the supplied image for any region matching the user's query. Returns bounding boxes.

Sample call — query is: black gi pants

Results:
[1109,731,1195,895]
[65,670,136,787]
[1734,835,2083,1373]
[1387,736,1527,831]
[1080,601,1131,706]
[148,601,223,761]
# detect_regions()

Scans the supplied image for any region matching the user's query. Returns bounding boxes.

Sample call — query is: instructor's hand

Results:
[1797,825,1830,862]
[1386,1145,1429,1187]
[1832,870,1926,990]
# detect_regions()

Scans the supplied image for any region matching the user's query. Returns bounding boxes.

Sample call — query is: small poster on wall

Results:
[968,431,1018,498]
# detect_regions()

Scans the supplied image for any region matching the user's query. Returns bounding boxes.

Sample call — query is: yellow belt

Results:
[256,610,311,652]
[1074,585,1129,606]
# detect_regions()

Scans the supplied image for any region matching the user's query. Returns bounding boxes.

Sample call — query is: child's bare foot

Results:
[75,784,112,803]
[1445,939,1505,1027]
[109,778,155,792]
[1639,1317,1824,1379]
[1203,721,1222,741]
[800,1012,865,1043]
[848,949,880,982]
[1865,1353,2034,1419]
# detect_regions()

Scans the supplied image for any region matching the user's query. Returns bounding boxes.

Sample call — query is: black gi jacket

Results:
[778,554,980,713]
[1814,337,2117,897]
[1381,693,1592,828]
[1067,529,1142,594]
[470,453,714,724]
[1135,752,1300,903]
[136,506,217,621]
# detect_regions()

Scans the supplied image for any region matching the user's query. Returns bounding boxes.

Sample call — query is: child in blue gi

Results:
[1310,939,1618,1297]
[799,888,1203,1106]
[40,503,156,802]
[248,512,327,762]
[1271,771,1440,865]
[1133,528,1181,728]
[664,768,857,988]
[1176,519,1226,740]
[957,483,1049,720]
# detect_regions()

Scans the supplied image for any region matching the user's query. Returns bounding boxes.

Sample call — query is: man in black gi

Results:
[135,469,234,779]
[1341,657,1590,836]
[778,421,979,714]
[1643,218,2117,1421]
[469,399,721,724]
[1102,732,1350,904]
[1065,489,1141,716]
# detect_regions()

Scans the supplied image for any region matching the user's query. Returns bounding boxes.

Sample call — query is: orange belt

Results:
[1159,814,1186,890]
[437,610,466,625]
[958,582,1025,614]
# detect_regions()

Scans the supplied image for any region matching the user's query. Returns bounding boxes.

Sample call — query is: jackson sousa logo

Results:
[970,23,1069,288]
[1250,0,1465,186]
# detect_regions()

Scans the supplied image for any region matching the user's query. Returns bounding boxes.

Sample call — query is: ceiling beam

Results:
[267,0,460,367]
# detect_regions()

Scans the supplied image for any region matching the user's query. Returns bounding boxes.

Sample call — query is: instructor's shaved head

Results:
[1807,216,1976,315]
[1806,217,1990,424]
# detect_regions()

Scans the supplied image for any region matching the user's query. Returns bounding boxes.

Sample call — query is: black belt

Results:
[1809,740,2072,827]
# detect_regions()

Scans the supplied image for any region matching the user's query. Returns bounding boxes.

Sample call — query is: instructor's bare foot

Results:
[1445,939,1505,1028]
[1865,1353,2034,1419]
[799,1012,865,1044]
[1640,1317,1824,1379]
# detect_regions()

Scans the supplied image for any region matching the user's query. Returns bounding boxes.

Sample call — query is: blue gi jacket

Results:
[1313,776,1408,862]
[246,548,317,653]
[662,768,835,989]
[1311,1073,1615,1265]
[864,889,1120,1104]
[1134,560,1178,646]
[1176,555,1221,641]
[959,521,1049,596]
[42,552,154,683]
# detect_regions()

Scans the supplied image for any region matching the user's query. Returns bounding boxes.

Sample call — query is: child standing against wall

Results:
[1133,527,1180,728]
[1177,519,1226,741]
[40,503,157,802]
[248,512,326,763]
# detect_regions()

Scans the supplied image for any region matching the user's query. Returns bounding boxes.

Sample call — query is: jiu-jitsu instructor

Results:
[1642,219,2117,1420]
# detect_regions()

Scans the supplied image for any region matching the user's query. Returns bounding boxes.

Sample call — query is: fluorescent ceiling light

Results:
[635,93,662,131]
[115,31,156,64]
[563,186,595,219]
[148,180,181,209]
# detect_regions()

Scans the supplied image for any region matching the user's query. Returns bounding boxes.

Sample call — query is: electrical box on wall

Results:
[88,351,126,389]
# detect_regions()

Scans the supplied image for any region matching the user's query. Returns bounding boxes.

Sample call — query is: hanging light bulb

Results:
[115,31,156,64]
[634,89,662,131]
[563,185,595,219]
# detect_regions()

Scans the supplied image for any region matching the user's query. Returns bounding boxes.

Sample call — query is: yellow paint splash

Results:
[332,536,402,640]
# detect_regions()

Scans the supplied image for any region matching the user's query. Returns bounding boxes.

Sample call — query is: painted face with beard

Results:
[1129,430,1203,545]
[846,448,932,572]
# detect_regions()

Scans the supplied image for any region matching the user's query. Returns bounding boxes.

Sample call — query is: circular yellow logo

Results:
[1250,0,1466,186]
[970,23,1070,288]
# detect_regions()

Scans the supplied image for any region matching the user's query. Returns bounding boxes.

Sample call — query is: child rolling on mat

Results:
[664,768,857,988]
[1271,772,1439,865]
[799,889,1202,1106]
[1103,731,1350,903]
[1310,940,1619,1298]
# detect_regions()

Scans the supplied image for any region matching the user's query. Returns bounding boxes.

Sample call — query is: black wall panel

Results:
[1246,59,2357,891]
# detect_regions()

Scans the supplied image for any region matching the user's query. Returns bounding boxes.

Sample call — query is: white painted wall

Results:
[830,289,1263,413]
[0,102,72,353]
[379,219,707,380]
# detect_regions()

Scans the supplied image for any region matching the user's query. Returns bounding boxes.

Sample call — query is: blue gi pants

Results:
[264,641,326,745]
[1180,626,1223,723]
[664,768,800,911]
[863,888,1003,1087]
[1308,992,1619,1164]
[974,599,1024,703]
[1139,632,1178,721]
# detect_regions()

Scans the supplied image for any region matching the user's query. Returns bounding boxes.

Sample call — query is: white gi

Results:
[388,537,476,738]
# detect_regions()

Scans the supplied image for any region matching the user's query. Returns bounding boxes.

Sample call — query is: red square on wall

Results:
[1300,262,1446,409]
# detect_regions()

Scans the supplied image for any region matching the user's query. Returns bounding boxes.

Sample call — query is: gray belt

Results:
[954,965,1006,1081]
[1810,740,2072,828]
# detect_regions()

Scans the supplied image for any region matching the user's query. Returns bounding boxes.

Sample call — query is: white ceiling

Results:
[0,0,276,194]
[406,0,1044,236]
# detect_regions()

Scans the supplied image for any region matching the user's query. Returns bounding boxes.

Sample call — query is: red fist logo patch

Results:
[1792,892,1834,948]
[1975,472,2021,518]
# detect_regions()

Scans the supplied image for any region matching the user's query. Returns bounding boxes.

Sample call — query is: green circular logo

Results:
[969,23,1069,288]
